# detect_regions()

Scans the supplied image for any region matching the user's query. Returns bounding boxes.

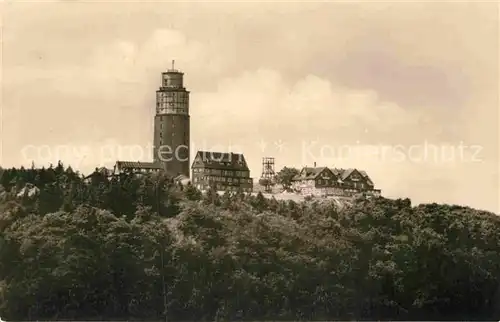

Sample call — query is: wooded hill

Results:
[0,163,499,321]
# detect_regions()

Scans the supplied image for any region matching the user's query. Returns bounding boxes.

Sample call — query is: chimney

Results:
[314,162,317,167]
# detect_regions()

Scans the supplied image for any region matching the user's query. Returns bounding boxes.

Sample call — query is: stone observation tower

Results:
[153,61,190,177]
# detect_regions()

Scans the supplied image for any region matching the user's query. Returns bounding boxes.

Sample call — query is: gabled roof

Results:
[359,170,374,185]
[115,161,163,171]
[98,167,114,176]
[191,151,249,171]
[84,167,114,180]
[293,166,337,181]
[340,168,355,180]
[330,168,356,180]
[334,168,374,186]
[331,168,344,181]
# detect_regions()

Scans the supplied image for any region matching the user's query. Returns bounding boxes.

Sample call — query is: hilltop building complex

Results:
[113,65,254,192]
[110,66,379,197]
[291,164,381,198]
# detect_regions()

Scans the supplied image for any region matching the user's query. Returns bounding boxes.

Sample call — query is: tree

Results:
[1,164,500,321]
[184,184,202,201]
[275,167,300,191]
[203,185,221,206]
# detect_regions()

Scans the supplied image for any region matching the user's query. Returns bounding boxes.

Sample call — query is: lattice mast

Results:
[259,157,276,193]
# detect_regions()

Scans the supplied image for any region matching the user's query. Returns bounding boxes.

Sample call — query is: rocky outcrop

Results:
[16,184,40,199]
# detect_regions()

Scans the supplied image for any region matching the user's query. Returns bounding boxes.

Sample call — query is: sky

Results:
[1,0,499,213]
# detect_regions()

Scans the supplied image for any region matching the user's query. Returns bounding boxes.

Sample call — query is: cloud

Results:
[3,28,221,155]
[45,29,219,97]
[193,69,436,144]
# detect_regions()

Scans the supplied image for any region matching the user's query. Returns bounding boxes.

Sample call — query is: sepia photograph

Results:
[1,0,499,320]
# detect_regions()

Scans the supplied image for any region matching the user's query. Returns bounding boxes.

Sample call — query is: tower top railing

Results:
[166,60,181,73]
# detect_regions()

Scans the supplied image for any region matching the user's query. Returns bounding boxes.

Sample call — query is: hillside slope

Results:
[0,165,499,321]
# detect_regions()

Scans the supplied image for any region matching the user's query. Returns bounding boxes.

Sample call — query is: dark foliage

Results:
[0,163,499,321]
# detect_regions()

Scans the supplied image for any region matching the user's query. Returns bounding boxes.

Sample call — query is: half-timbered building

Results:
[293,165,381,197]
[291,166,343,196]
[191,151,253,192]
